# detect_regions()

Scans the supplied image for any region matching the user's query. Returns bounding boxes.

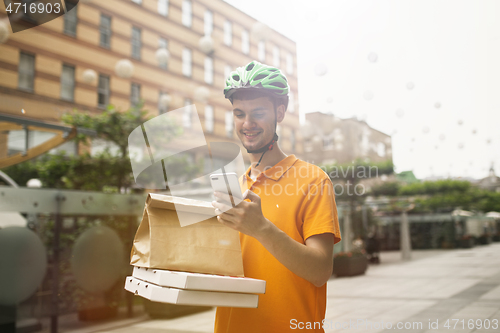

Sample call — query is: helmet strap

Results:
[249,133,278,167]
[247,107,279,168]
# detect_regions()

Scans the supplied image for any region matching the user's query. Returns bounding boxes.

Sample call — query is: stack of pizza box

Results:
[125,267,266,308]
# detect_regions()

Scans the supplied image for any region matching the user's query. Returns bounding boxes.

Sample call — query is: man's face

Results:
[232,96,284,152]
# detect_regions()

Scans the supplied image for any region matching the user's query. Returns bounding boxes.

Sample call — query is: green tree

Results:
[2,104,200,192]
[321,159,395,238]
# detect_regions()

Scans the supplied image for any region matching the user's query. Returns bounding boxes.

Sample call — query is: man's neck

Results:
[248,144,287,179]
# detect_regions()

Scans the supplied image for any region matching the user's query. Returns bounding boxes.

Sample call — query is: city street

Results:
[65,243,500,333]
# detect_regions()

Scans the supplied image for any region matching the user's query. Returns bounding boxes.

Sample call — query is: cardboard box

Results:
[133,266,266,294]
[125,276,259,308]
[130,193,244,277]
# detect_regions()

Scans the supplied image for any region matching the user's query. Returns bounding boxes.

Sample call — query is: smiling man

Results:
[212,61,341,332]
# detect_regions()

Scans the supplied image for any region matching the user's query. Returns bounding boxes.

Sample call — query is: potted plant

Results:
[477,233,492,245]
[459,235,474,248]
[492,232,500,242]
[332,249,368,277]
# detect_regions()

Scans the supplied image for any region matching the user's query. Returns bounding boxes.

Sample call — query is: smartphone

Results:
[210,172,243,208]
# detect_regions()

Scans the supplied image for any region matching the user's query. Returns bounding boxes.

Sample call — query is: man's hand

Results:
[212,190,271,239]
[212,189,334,287]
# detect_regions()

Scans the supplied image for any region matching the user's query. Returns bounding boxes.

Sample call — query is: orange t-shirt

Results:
[215,155,341,333]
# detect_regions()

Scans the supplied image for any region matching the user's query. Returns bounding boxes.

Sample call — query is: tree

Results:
[2,103,200,192]
[321,159,395,238]
[369,179,500,214]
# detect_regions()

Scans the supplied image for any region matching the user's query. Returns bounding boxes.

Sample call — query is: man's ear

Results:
[276,104,286,123]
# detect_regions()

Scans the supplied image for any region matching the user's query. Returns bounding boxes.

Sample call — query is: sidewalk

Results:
[73,244,500,333]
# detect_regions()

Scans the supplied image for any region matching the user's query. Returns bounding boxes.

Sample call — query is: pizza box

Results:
[125,276,259,308]
[132,266,266,294]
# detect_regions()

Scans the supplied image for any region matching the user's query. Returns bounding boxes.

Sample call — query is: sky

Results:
[224,0,500,180]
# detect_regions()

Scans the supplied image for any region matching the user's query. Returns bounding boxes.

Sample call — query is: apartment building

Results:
[0,0,301,166]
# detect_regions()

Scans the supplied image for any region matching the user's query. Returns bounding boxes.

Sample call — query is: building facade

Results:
[303,112,393,166]
[0,0,301,166]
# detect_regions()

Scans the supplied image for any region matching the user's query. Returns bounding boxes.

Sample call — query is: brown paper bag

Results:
[130,193,244,277]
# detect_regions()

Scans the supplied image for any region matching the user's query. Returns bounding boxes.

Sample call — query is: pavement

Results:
[59,244,500,333]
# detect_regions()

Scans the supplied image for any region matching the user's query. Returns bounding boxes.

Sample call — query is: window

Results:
[225,111,233,137]
[97,74,110,108]
[183,99,192,128]
[18,52,35,92]
[60,64,75,101]
[63,6,77,37]
[131,27,142,60]
[288,90,295,113]
[158,0,168,16]
[224,65,232,78]
[204,10,213,36]
[377,143,386,157]
[158,37,168,69]
[258,41,265,62]
[204,57,213,85]
[290,130,296,151]
[182,0,192,27]
[224,20,232,46]
[158,91,168,114]
[205,105,214,133]
[323,136,334,150]
[241,29,249,55]
[159,38,168,50]
[286,53,294,75]
[273,46,280,67]
[182,48,192,77]
[131,83,141,107]
[100,14,112,49]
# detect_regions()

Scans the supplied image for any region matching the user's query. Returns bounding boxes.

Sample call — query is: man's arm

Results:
[212,190,334,287]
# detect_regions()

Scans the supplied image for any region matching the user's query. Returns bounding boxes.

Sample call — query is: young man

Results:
[212,61,341,332]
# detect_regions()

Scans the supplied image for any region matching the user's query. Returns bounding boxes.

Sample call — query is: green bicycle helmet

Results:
[224,61,290,166]
[224,61,289,106]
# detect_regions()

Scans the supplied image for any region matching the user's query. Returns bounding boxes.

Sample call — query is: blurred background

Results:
[0,0,499,332]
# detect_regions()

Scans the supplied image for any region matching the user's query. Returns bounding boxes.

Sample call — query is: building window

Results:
[159,37,168,50]
[224,65,231,79]
[63,6,77,37]
[290,130,296,151]
[183,99,192,128]
[241,29,249,55]
[131,27,142,60]
[288,90,295,113]
[182,0,192,27]
[225,110,233,137]
[224,20,232,46]
[273,46,280,67]
[258,41,265,62]
[205,105,214,133]
[97,74,110,108]
[158,37,168,70]
[60,64,75,101]
[18,52,35,92]
[204,10,213,36]
[182,48,192,77]
[100,14,112,49]
[323,136,334,150]
[131,83,141,107]
[158,0,168,16]
[158,91,168,114]
[286,53,294,75]
[204,56,213,85]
